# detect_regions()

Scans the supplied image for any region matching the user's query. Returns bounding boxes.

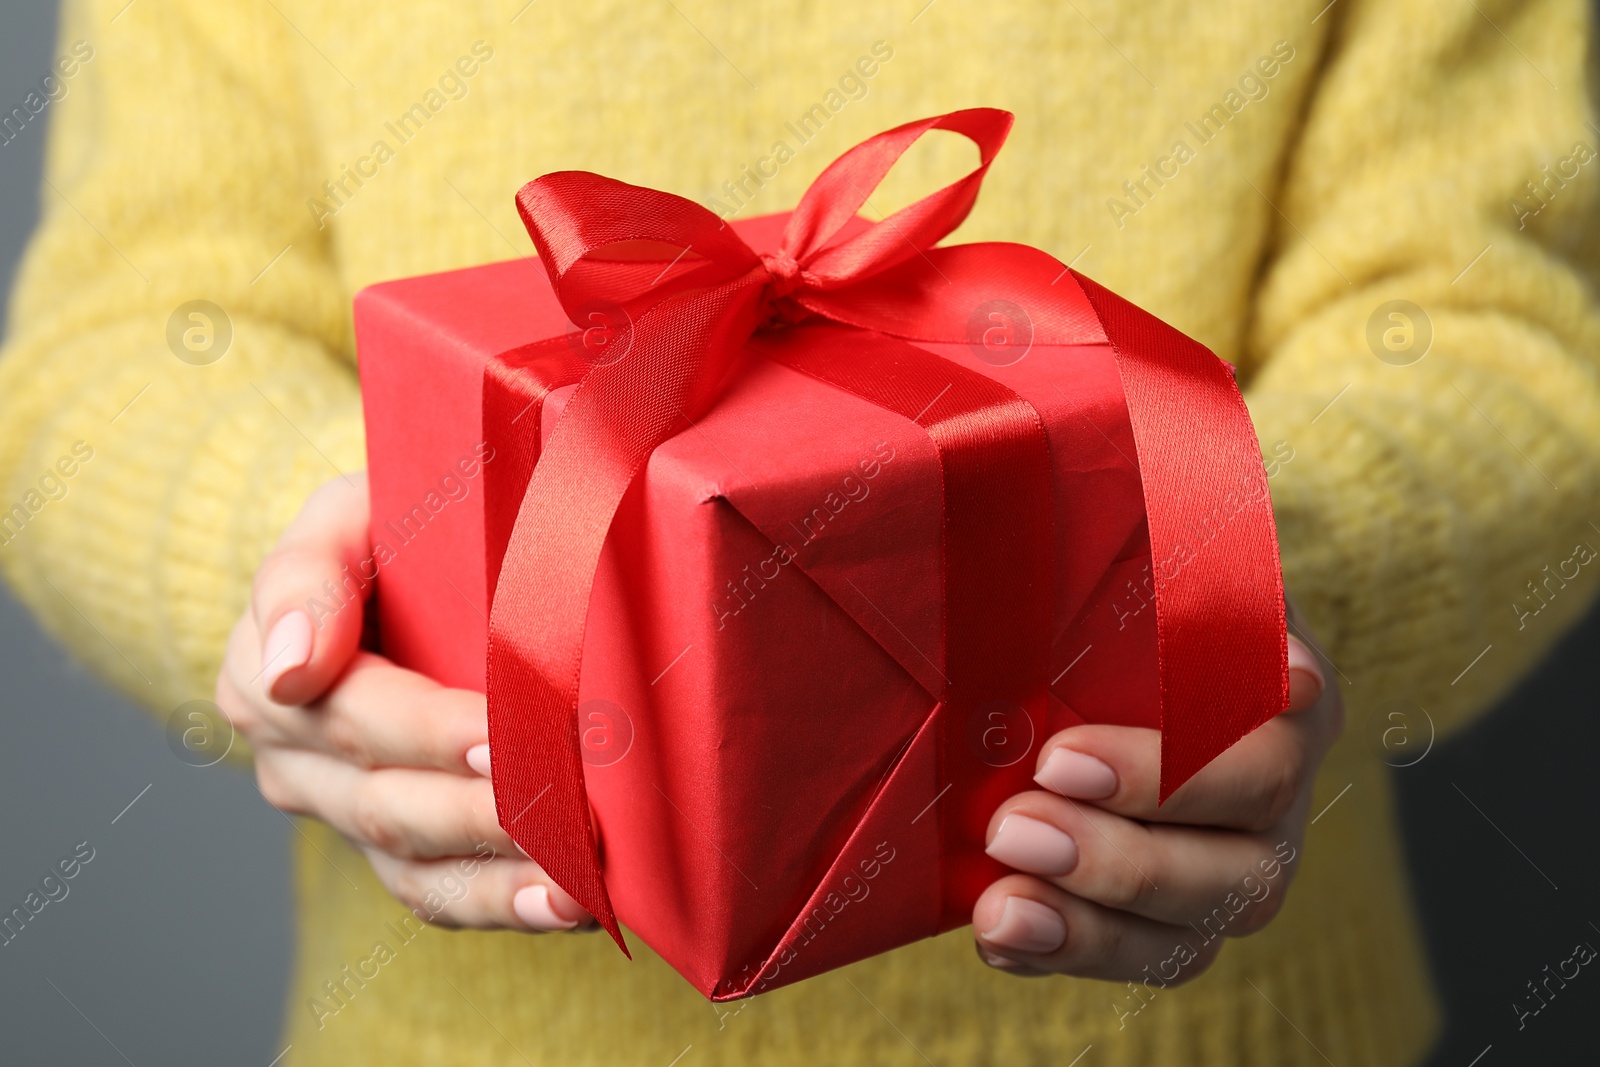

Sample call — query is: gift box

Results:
[356,109,1287,1000]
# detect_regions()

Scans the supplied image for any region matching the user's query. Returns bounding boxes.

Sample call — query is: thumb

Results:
[252,473,373,705]
[1283,594,1329,714]
[1286,635,1327,712]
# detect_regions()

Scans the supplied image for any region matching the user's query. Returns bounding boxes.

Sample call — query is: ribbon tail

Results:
[1067,271,1289,801]
[489,639,627,951]
[486,280,767,953]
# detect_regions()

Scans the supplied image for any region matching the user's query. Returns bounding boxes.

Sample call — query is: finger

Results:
[216,612,268,736]
[973,874,1222,983]
[984,790,1298,931]
[250,473,373,705]
[1286,635,1326,712]
[221,621,487,774]
[248,652,486,773]
[1030,716,1318,832]
[362,848,596,932]
[254,747,517,860]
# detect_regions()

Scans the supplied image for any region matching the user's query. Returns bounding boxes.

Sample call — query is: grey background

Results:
[1,3,1597,1064]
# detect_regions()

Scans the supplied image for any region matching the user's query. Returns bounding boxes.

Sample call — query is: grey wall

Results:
[1,4,1597,1065]
[0,7,293,1067]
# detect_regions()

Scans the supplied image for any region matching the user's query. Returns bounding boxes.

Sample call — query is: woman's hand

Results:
[215,474,594,933]
[973,619,1342,981]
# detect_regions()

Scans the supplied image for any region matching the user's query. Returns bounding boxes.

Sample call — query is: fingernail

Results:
[466,744,492,778]
[1287,638,1326,704]
[1034,747,1117,800]
[545,882,592,924]
[978,946,1027,970]
[986,814,1078,876]
[261,610,313,695]
[981,896,1066,955]
[513,885,580,931]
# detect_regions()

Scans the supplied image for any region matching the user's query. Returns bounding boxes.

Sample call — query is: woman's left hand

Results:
[973,624,1342,981]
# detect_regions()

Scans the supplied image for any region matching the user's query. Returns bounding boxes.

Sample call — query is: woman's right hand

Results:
[214,473,595,933]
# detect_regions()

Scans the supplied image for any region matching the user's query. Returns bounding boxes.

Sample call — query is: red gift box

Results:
[356,109,1286,999]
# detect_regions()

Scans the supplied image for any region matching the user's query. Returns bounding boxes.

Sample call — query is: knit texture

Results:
[3,1,1598,1064]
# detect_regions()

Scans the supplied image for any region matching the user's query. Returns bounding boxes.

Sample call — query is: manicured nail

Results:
[466,744,492,778]
[261,610,313,695]
[978,946,1027,970]
[1034,747,1117,800]
[986,814,1078,876]
[981,896,1066,955]
[1287,637,1326,705]
[513,885,580,931]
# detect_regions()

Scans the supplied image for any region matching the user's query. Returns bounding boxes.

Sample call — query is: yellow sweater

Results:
[5,1,1599,1063]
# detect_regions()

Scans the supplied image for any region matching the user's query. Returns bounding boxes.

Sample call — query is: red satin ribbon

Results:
[486,108,1287,952]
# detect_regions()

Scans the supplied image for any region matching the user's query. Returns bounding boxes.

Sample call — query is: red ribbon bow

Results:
[486,108,1287,953]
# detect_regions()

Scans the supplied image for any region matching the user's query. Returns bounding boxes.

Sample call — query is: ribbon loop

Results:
[778,108,1013,286]
[516,172,760,322]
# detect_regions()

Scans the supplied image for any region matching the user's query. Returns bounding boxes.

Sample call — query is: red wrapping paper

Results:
[356,109,1287,999]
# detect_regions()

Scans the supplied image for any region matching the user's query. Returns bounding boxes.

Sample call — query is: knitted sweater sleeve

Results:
[0,0,363,713]
[1245,0,1600,735]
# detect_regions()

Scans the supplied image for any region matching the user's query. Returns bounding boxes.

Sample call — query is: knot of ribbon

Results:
[756,249,811,326]
[758,249,804,295]
[485,107,1287,956]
